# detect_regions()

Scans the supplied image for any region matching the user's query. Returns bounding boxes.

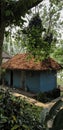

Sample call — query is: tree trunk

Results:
[0,24,5,65]
[0,0,5,79]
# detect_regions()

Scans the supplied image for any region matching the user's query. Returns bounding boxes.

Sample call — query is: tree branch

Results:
[5,0,43,25]
[16,0,43,10]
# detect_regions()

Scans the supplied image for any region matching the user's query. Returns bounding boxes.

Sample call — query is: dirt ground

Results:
[0,85,63,109]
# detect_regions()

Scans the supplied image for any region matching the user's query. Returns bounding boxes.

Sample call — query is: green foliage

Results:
[0,0,42,65]
[2,0,42,26]
[28,13,44,33]
[0,88,42,130]
[57,71,63,87]
[22,0,63,61]
[22,13,53,60]
[36,92,49,103]
[52,40,63,65]
[3,0,63,61]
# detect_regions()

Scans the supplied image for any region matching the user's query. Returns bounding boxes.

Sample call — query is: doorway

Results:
[10,70,13,86]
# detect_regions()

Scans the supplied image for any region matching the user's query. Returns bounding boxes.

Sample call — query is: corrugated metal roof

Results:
[2,53,62,71]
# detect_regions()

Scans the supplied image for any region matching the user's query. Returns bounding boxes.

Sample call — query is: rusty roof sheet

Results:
[2,53,62,71]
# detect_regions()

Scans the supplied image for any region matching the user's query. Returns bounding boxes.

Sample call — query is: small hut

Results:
[2,53,62,93]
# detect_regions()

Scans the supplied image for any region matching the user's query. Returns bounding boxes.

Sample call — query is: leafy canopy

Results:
[3,0,63,61]
[2,0,42,27]
[22,13,55,60]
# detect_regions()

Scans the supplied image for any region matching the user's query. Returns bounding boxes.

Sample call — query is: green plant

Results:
[0,88,43,130]
[37,92,49,103]
[36,88,60,103]
[22,13,53,61]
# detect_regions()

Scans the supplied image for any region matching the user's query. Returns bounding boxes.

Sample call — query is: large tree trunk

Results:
[0,23,5,66]
[0,0,5,79]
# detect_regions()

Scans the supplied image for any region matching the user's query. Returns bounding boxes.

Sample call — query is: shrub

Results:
[0,88,43,130]
[36,92,50,103]
[36,88,60,103]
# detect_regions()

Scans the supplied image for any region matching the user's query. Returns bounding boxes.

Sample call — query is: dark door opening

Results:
[10,70,13,87]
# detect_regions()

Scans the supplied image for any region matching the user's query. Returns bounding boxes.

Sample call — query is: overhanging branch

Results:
[5,0,43,25]
[16,0,43,9]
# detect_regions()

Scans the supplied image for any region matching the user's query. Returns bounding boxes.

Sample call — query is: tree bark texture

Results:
[0,1,5,79]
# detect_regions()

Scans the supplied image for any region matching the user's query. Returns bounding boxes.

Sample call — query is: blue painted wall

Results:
[40,71,57,92]
[13,70,21,88]
[26,71,40,93]
[5,70,57,93]
[13,71,40,93]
